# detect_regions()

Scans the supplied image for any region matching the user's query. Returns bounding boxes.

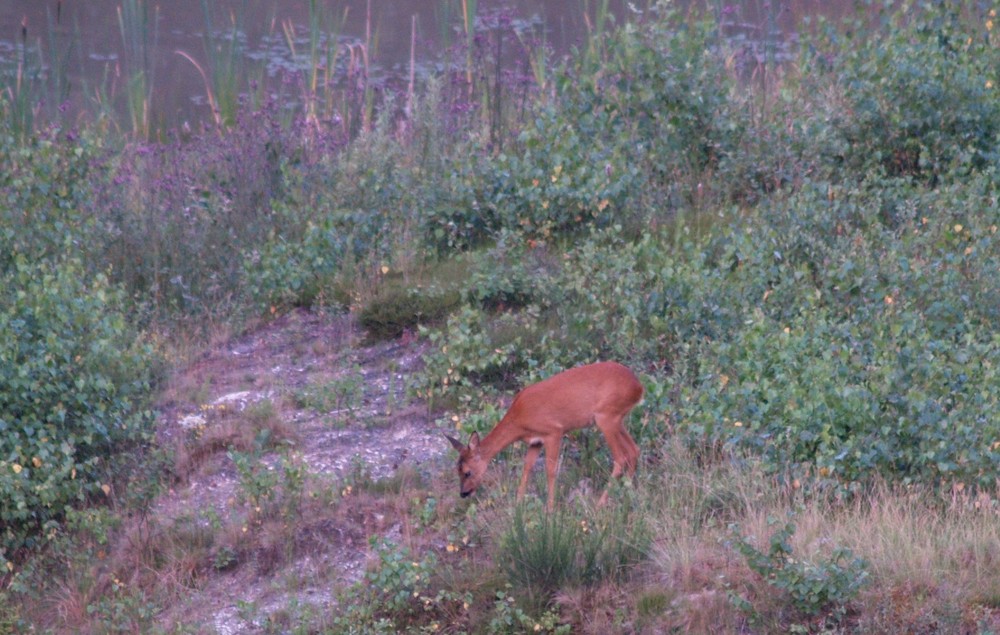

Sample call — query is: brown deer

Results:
[446,361,643,510]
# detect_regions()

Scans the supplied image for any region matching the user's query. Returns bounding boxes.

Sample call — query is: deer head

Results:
[445,432,489,499]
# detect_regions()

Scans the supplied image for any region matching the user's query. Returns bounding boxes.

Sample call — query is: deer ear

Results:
[468,432,480,450]
[445,434,464,451]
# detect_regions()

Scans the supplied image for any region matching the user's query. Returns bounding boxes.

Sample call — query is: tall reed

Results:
[43,2,74,117]
[117,0,157,139]
[192,0,252,129]
[4,18,36,139]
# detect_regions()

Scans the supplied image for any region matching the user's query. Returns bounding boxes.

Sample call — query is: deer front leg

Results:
[543,436,563,512]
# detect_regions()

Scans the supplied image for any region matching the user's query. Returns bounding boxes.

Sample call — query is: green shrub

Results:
[826,3,1000,181]
[331,537,472,633]
[731,519,869,624]
[488,588,571,634]
[0,129,103,274]
[417,305,535,404]
[244,211,349,311]
[558,2,738,208]
[679,176,1000,486]
[0,256,156,565]
[463,233,550,311]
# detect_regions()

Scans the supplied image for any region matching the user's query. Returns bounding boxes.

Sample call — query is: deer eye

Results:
[463,471,472,478]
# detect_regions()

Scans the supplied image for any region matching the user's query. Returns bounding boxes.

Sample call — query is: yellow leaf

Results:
[32,457,41,468]
[381,265,390,275]
[12,464,22,474]
[101,484,111,496]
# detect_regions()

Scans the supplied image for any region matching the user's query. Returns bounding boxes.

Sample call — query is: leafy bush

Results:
[0,127,103,274]
[417,305,532,405]
[825,3,1000,181]
[731,520,869,623]
[243,208,350,311]
[0,257,156,565]
[331,537,472,633]
[684,177,1000,486]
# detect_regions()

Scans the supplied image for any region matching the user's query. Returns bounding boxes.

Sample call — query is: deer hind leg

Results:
[517,442,543,501]
[595,413,639,505]
[617,425,640,476]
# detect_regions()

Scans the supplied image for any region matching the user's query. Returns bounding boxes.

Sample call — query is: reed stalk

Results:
[582,0,611,69]
[195,0,246,129]
[361,0,377,133]
[407,15,417,119]
[5,17,36,139]
[43,1,74,114]
[297,0,347,127]
[117,0,157,139]
[461,0,477,98]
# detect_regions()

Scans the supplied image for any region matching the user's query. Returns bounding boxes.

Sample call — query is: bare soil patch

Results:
[151,309,449,633]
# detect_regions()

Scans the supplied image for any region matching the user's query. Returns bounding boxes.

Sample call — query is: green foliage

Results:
[85,575,159,634]
[426,4,737,248]
[228,433,305,523]
[0,257,156,564]
[0,130,103,274]
[488,588,571,635]
[823,2,1000,180]
[331,537,472,633]
[245,210,350,311]
[731,519,869,624]
[463,234,547,311]
[417,305,533,404]
[684,177,1000,486]
[559,2,738,206]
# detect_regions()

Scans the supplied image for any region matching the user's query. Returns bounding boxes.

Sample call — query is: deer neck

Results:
[477,414,525,463]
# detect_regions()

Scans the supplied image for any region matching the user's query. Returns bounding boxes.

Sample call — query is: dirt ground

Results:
[151,309,452,633]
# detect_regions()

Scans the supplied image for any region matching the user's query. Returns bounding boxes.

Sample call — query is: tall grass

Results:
[641,439,1000,632]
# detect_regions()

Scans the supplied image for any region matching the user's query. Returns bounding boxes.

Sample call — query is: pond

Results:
[0,0,859,130]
